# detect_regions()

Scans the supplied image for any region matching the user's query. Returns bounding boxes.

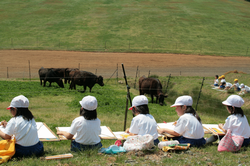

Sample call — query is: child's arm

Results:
[218,124,227,134]
[125,128,138,136]
[0,130,11,140]
[157,128,180,137]
[57,131,74,140]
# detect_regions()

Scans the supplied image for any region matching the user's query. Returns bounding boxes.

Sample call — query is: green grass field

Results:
[1,0,250,56]
[0,73,250,165]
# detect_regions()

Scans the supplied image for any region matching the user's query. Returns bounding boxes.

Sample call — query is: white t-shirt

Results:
[223,114,250,138]
[129,114,158,140]
[4,116,39,146]
[174,113,204,139]
[221,79,226,83]
[234,82,240,88]
[69,116,101,145]
[226,82,232,87]
[214,79,219,84]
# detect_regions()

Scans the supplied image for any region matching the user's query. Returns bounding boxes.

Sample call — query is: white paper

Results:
[36,122,57,139]
[100,126,116,138]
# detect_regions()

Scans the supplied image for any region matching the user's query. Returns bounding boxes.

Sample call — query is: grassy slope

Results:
[0,74,250,165]
[0,0,250,55]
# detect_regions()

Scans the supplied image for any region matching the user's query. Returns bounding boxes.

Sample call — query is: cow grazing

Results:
[70,70,104,92]
[38,67,64,88]
[139,77,167,106]
[38,67,52,86]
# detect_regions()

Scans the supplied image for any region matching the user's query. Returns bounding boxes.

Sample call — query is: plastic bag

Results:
[123,134,154,151]
[0,138,16,164]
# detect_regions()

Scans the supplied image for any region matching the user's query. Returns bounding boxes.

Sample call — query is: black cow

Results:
[139,77,167,106]
[70,70,104,92]
[38,68,64,88]
[38,67,51,86]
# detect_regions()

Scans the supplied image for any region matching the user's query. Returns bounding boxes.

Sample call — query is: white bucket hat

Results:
[7,95,29,110]
[79,95,98,111]
[222,95,244,108]
[129,95,148,110]
[240,83,245,89]
[171,95,193,107]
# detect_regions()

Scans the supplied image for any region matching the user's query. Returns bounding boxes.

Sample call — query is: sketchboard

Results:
[0,122,59,141]
[56,126,117,140]
[202,124,225,136]
[36,122,60,141]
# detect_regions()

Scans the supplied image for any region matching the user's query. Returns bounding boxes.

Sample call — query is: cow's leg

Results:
[83,86,86,92]
[69,81,73,89]
[156,96,159,103]
[151,94,154,103]
[49,82,52,87]
[40,79,42,86]
[43,80,46,87]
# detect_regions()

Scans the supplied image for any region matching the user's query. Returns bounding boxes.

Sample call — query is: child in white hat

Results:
[206,95,250,146]
[57,95,102,151]
[158,95,206,147]
[0,95,44,157]
[125,95,159,145]
[239,83,250,95]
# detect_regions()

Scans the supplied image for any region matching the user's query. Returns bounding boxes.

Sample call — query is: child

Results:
[157,95,206,147]
[239,83,250,95]
[229,79,240,91]
[57,95,102,151]
[0,95,44,157]
[125,95,159,145]
[206,95,250,147]
[213,75,219,86]
[221,75,226,83]
[219,82,226,89]
[224,82,232,90]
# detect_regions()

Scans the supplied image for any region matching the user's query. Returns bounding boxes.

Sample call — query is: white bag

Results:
[123,134,154,151]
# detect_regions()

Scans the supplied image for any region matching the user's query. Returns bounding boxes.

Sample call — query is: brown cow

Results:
[139,76,167,106]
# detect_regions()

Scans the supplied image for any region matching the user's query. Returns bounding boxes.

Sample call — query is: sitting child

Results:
[57,95,102,152]
[157,95,206,147]
[206,95,250,148]
[224,82,232,90]
[239,83,250,95]
[219,82,226,89]
[213,75,219,86]
[125,95,159,145]
[229,79,240,91]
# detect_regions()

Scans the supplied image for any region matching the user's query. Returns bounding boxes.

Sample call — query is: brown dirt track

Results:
[0,50,250,79]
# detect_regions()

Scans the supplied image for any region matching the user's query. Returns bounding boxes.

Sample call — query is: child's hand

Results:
[218,124,224,129]
[173,121,177,126]
[0,120,7,128]
[157,128,164,134]
[125,128,130,133]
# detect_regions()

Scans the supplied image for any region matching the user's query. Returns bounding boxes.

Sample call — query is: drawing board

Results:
[0,122,59,141]
[203,124,225,136]
[56,126,116,140]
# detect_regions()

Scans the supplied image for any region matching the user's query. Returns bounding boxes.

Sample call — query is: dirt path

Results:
[0,50,250,78]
